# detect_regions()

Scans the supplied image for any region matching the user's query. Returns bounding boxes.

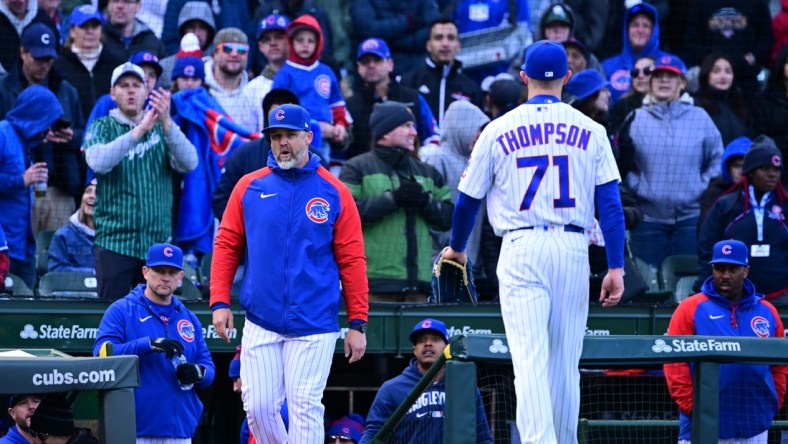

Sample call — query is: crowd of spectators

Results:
[0,0,784,302]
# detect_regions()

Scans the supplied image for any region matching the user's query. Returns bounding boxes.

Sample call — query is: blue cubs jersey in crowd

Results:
[272,61,345,123]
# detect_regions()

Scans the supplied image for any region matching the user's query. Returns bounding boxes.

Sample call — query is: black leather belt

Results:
[515,224,584,234]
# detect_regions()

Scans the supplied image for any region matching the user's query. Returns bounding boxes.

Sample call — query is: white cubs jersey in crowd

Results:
[458,98,620,236]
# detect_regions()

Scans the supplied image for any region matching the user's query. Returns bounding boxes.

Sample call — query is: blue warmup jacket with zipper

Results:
[93,285,216,439]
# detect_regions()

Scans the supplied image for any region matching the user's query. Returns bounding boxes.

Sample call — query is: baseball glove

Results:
[430,247,478,305]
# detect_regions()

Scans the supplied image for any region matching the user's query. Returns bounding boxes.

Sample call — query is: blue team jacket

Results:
[665,278,787,440]
[93,285,216,439]
[361,359,492,444]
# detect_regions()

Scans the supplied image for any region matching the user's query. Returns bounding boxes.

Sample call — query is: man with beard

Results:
[204,27,255,130]
[1,395,42,443]
[361,318,491,443]
[211,104,368,443]
[94,243,215,443]
[665,239,788,443]
[243,14,290,132]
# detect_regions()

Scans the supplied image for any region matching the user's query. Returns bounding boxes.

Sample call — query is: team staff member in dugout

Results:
[665,239,788,443]
[210,104,368,444]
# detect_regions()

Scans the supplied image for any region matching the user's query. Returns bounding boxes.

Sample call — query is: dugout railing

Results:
[372,334,788,444]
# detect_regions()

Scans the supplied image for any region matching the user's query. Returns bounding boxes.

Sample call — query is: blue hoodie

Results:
[0,426,30,444]
[361,359,492,444]
[666,277,786,440]
[93,285,216,439]
[601,3,667,103]
[0,85,64,261]
[719,136,751,183]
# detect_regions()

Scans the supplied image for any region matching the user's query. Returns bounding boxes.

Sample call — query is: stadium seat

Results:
[660,255,698,296]
[674,276,697,303]
[632,256,660,292]
[35,230,55,277]
[176,277,203,301]
[2,273,35,297]
[38,272,98,299]
[199,252,212,286]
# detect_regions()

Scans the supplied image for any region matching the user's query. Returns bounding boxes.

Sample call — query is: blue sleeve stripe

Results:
[449,192,482,252]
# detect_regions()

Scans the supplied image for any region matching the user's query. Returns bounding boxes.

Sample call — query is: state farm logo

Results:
[652,339,672,353]
[489,339,509,354]
[20,324,39,339]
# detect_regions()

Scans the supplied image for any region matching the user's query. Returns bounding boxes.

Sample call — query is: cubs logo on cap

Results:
[708,239,748,266]
[264,104,312,133]
[409,318,449,344]
[773,155,782,167]
[257,14,290,40]
[145,243,184,270]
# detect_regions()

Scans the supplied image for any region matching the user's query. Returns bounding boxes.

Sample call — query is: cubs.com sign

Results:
[651,338,742,353]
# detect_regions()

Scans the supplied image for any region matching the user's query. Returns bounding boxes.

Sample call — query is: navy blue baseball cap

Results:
[652,54,687,76]
[257,14,290,40]
[21,23,58,59]
[264,104,312,133]
[409,318,449,345]
[9,394,42,408]
[709,240,749,266]
[522,40,568,80]
[146,243,184,270]
[129,51,163,77]
[565,69,609,100]
[357,38,391,61]
[70,4,103,27]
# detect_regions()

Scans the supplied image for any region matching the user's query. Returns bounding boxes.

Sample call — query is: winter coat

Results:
[48,210,95,273]
[102,19,166,59]
[0,85,63,261]
[162,0,252,56]
[698,136,750,230]
[339,145,453,293]
[53,46,126,124]
[617,94,723,224]
[0,0,57,72]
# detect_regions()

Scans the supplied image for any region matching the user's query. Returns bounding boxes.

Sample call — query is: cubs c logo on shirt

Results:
[178,319,196,342]
[305,197,330,223]
[610,69,631,92]
[315,74,331,99]
[751,316,770,338]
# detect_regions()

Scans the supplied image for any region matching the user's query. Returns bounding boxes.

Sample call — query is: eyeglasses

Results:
[218,43,249,56]
[630,66,653,77]
[327,435,353,441]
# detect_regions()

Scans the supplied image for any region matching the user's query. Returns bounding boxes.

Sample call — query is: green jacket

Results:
[339,145,453,292]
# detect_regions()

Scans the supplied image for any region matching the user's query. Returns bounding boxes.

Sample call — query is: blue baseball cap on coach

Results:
[264,104,312,133]
[21,23,58,59]
[708,240,749,266]
[357,38,391,61]
[409,318,449,344]
[522,40,568,80]
[146,243,184,270]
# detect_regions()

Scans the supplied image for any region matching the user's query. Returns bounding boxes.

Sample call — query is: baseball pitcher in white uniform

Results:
[443,40,626,444]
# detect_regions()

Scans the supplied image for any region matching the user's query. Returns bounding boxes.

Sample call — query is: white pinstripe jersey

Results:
[458,97,620,236]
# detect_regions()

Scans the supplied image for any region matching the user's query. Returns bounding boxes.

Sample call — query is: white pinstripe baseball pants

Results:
[498,228,589,444]
[241,321,338,444]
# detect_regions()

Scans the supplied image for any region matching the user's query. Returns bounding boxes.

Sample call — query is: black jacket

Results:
[0,65,87,199]
[53,47,126,123]
[752,91,788,186]
[102,20,166,60]
[697,187,788,295]
[346,80,424,160]
[398,57,484,125]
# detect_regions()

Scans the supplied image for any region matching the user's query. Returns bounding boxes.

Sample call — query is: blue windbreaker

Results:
[93,285,216,439]
[0,85,63,261]
[665,278,787,440]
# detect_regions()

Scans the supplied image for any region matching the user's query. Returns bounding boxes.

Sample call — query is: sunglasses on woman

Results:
[630,66,653,77]
[218,43,249,55]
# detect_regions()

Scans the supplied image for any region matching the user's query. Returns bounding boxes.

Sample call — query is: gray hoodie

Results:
[158,1,217,89]
[623,93,723,224]
[421,101,490,262]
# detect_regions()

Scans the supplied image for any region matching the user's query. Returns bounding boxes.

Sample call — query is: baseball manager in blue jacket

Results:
[94,243,215,443]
